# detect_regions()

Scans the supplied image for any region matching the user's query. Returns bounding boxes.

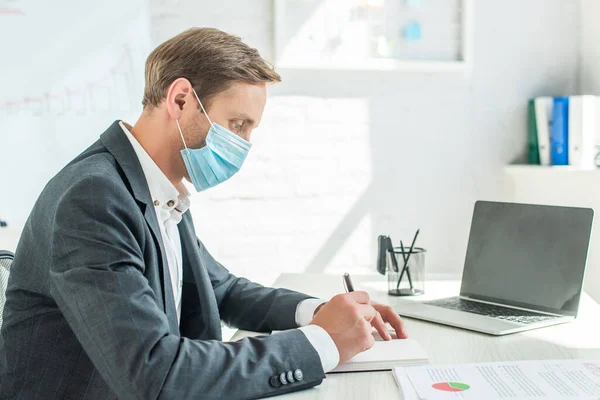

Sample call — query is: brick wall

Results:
[150,0,581,286]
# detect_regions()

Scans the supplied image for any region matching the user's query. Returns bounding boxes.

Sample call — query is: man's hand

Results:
[310,292,378,364]
[370,301,408,340]
[313,301,408,346]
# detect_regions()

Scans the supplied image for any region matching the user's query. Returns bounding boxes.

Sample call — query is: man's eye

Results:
[231,122,243,132]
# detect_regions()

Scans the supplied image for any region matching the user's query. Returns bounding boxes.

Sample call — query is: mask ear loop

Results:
[176,87,210,148]
[176,118,202,187]
[192,88,214,126]
[175,119,188,149]
[177,86,214,150]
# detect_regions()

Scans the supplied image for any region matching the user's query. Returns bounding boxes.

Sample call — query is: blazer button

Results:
[270,375,281,388]
[294,369,304,381]
[279,372,288,385]
[286,371,295,383]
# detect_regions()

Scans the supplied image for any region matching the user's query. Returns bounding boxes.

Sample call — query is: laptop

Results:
[397,201,594,335]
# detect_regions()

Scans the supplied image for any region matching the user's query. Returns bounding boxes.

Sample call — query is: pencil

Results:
[397,229,420,290]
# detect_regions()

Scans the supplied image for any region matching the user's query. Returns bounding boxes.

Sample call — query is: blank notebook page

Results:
[329,331,429,373]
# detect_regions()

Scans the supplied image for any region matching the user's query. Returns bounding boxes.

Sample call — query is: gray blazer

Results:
[0,121,325,399]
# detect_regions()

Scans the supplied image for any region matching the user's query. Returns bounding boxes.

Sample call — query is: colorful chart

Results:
[432,382,471,392]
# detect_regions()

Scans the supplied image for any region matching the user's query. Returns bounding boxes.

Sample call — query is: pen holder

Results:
[387,247,426,296]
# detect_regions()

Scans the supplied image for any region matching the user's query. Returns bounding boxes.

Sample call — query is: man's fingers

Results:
[347,291,370,305]
[349,298,408,340]
[356,306,391,340]
[355,303,377,322]
[382,307,408,338]
[371,311,391,340]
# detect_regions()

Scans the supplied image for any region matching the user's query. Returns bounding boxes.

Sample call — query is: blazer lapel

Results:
[100,120,179,334]
[179,215,222,340]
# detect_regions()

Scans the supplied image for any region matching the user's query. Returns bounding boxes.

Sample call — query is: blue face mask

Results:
[176,89,252,192]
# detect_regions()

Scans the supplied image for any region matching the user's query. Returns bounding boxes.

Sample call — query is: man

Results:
[0,28,407,399]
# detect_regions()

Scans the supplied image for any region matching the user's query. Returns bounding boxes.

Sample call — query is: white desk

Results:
[233,273,600,400]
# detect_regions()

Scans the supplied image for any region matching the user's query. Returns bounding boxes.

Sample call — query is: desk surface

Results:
[234,273,600,400]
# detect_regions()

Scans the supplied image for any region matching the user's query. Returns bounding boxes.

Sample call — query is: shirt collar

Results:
[119,121,190,216]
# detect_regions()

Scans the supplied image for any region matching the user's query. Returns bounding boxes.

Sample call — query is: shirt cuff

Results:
[298,325,340,373]
[295,298,327,327]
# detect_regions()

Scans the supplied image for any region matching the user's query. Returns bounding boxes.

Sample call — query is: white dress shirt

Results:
[121,121,189,323]
[120,121,339,372]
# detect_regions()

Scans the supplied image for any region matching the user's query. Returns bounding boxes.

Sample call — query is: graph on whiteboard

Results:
[0,46,138,117]
[0,1,150,118]
[0,0,152,225]
[0,0,24,15]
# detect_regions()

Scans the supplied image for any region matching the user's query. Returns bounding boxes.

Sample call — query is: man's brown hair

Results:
[142,27,281,110]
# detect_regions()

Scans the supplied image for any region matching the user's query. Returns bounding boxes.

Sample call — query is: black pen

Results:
[343,272,354,292]
[399,240,414,289]
[397,229,420,290]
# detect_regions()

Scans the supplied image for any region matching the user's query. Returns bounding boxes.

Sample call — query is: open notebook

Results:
[329,331,429,373]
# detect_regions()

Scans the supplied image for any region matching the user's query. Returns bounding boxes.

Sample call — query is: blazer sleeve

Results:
[50,174,325,400]
[190,230,317,332]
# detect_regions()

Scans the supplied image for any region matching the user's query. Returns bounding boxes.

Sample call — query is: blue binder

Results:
[551,97,569,165]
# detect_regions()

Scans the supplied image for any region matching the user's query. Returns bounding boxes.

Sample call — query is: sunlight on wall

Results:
[191,96,372,286]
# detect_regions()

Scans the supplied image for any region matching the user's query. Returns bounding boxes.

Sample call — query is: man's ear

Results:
[174,92,186,110]
[166,78,192,120]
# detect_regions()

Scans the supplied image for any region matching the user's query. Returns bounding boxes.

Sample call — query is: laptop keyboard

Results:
[424,297,560,324]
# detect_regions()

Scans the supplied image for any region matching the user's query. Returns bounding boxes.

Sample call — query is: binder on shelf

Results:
[534,97,553,165]
[568,95,599,169]
[550,97,569,165]
[527,100,540,165]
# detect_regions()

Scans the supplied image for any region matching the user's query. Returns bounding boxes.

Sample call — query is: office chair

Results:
[0,250,14,330]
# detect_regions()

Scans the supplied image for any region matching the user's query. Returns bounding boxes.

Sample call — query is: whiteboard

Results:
[274,0,472,71]
[0,0,152,225]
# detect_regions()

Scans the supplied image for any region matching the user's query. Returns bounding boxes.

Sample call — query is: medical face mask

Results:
[176,89,252,192]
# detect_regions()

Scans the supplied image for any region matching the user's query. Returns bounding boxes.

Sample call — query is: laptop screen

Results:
[459,201,593,317]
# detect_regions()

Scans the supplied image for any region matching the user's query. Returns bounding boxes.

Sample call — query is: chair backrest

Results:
[0,250,14,330]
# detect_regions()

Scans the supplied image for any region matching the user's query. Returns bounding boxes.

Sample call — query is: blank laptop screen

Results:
[459,201,593,316]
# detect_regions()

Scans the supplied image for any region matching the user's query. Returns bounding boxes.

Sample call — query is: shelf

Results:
[504,165,600,175]
[276,60,471,73]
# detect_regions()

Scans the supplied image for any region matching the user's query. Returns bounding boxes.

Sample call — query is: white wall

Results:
[581,0,600,94]
[150,0,581,286]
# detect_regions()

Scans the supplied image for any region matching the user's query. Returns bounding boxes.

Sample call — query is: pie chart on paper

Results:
[432,382,471,392]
